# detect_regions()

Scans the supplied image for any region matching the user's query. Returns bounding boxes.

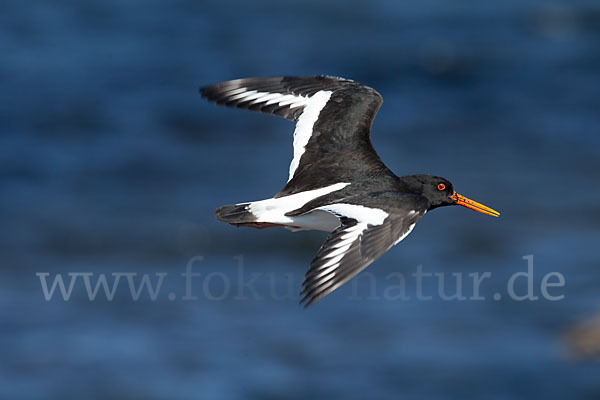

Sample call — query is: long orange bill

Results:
[450,192,500,217]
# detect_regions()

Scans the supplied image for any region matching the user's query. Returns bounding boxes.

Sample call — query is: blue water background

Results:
[1,0,600,399]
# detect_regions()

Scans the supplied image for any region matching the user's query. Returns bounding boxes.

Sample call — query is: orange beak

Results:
[450,192,500,217]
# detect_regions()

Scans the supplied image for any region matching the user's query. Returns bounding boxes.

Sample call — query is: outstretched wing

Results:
[200,76,385,186]
[300,202,426,308]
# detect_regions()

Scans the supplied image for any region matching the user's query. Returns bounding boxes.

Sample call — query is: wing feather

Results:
[201,76,385,185]
[300,207,425,308]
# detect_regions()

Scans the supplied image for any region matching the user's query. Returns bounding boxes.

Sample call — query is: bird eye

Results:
[437,183,446,191]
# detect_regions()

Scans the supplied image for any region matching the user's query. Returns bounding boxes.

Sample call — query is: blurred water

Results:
[2,0,600,399]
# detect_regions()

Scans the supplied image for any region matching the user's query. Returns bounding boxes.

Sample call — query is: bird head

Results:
[402,174,500,217]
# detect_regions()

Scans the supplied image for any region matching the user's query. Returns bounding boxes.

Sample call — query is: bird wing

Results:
[300,201,426,307]
[200,76,386,189]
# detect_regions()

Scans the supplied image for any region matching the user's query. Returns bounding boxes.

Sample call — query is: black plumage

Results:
[201,76,500,307]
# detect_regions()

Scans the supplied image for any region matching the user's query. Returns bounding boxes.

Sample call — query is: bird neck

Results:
[396,175,427,196]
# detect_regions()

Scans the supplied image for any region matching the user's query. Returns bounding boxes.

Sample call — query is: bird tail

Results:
[214,203,257,225]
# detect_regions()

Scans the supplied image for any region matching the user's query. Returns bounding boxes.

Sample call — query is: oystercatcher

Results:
[201,76,500,307]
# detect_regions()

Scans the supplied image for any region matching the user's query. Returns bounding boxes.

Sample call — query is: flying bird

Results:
[200,76,499,307]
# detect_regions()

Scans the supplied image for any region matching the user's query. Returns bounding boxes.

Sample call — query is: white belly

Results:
[284,209,341,232]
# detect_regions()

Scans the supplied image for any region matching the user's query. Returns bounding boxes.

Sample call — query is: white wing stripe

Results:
[216,86,335,182]
[249,93,281,104]
[311,270,338,287]
[332,237,354,249]
[310,264,340,280]
[393,223,416,245]
[319,253,345,270]
[339,225,365,239]
[326,242,353,259]
[288,90,333,181]
[223,87,247,96]
[240,91,269,102]
[248,182,350,226]
[228,89,257,101]
[290,100,310,108]
[308,205,397,275]
[266,94,299,106]
[278,96,305,107]
[318,204,389,226]
[225,88,312,110]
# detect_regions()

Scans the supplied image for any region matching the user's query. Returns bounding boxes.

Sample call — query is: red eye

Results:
[437,183,446,191]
